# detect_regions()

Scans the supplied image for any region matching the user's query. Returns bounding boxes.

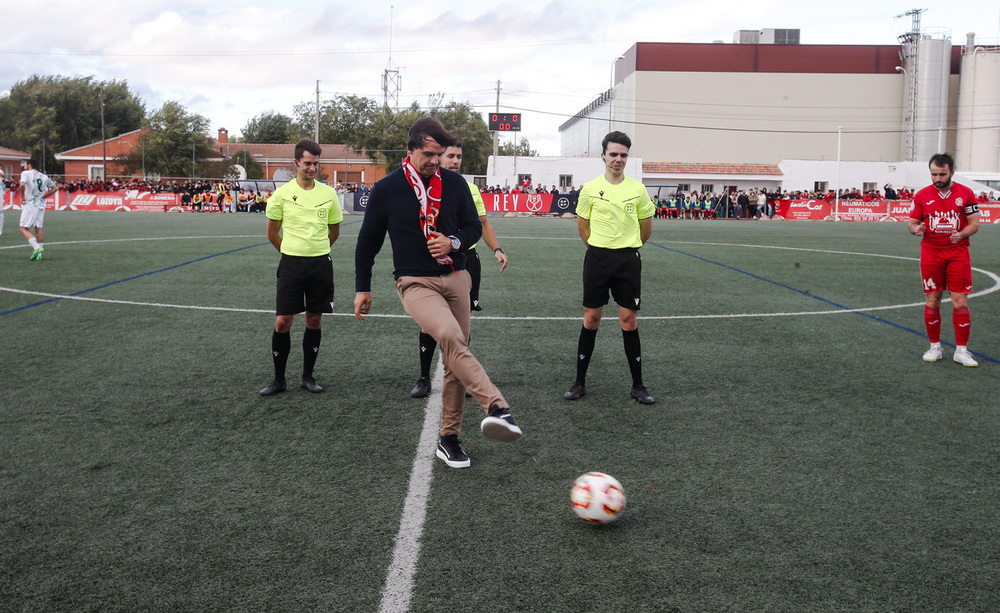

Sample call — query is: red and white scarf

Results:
[402,155,452,265]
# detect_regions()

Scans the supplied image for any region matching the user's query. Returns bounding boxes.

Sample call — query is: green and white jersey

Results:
[20,169,55,208]
[576,174,654,249]
[266,179,343,257]
[467,181,486,250]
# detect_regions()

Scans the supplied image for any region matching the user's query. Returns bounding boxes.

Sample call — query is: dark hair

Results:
[406,117,455,151]
[26,158,38,169]
[929,153,954,171]
[602,131,631,153]
[294,139,322,161]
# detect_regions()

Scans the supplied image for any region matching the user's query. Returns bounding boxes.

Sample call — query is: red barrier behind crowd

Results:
[4,191,1000,222]
[774,199,1000,223]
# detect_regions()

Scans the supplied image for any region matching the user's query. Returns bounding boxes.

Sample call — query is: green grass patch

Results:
[2,212,999,611]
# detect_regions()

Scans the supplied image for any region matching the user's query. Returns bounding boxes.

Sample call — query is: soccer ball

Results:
[571,472,626,524]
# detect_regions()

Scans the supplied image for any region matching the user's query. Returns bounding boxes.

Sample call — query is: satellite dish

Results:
[227,164,247,180]
[273,168,295,183]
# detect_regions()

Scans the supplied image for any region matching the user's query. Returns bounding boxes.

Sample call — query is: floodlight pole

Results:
[835,126,842,222]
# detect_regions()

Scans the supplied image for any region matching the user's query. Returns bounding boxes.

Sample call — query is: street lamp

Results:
[609,55,625,130]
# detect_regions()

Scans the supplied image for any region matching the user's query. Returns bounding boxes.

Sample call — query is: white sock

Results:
[28,237,39,250]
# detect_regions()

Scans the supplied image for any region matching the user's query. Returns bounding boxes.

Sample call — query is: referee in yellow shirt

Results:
[564,131,656,404]
[259,139,343,396]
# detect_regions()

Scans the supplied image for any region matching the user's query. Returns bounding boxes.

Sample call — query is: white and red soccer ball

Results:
[571,472,626,524]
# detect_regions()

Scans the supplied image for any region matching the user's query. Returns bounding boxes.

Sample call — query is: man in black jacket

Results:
[354,118,522,469]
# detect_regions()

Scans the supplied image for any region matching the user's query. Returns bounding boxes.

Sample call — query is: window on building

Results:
[863,182,878,193]
[814,181,828,193]
[517,174,532,188]
[89,165,106,180]
[701,184,714,193]
[559,174,574,189]
[677,183,691,192]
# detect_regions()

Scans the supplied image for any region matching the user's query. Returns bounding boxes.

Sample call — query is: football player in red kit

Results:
[907,153,980,367]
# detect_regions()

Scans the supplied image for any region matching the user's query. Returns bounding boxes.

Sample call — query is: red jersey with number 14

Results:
[909,182,979,248]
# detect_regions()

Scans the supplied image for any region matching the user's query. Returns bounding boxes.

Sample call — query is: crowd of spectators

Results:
[3,175,995,214]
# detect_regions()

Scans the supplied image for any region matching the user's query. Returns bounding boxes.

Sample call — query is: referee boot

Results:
[300,376,323,393]
[564,381,586,400]
[630,385,655,405]
[259,378,287,396]
[410,376,431,398]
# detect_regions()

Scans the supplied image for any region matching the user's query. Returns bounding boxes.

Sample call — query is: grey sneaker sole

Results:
[435,447,471,468]
[481,417,522,442]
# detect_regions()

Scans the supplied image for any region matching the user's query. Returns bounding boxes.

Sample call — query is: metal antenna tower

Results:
[897,8,925,161]
[382,5,401,110]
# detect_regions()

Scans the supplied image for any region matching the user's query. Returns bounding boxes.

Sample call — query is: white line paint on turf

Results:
[4,243,999,321]
[0,235,264,250]
[378,358,444,613]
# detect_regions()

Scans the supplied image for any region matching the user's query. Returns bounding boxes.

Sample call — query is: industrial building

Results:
[554,23,1000,195]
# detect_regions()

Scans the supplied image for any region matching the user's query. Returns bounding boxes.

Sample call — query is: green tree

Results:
[497,137,538,157]
[238,112,295,144]
[428,100,492,175]
[291,94,493,174]
[228,150,265,179]
[123,101,213,178]
[293,95,380,144]
[0,75,144,174]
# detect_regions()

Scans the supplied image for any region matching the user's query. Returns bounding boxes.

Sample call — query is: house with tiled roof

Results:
[1,145,31,180]
[55,128,384,185]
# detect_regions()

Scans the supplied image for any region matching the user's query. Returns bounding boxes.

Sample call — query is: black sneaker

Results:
[564,381,586,400]
[436,434,471,468]
[258,378,287,396]
[410,376,431,398]
[300,376,323,393]
[630,385,655,405]
[481,404,522,442]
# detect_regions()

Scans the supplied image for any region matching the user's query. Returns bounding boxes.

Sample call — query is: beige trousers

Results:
[396,272,506,436]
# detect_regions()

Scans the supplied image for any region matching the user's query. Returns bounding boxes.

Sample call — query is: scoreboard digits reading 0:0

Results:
[488,113,521,132]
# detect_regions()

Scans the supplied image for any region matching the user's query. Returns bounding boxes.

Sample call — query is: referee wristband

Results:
[494,247,504,254]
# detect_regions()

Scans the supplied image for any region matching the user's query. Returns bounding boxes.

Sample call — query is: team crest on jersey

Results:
[956,198,963,206]
[318,208,328,220]
[624,203,636,214]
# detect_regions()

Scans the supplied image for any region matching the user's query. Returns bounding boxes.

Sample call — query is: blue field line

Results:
[648,241,999,365]
[1,219,367,319]
[0,242,270,318]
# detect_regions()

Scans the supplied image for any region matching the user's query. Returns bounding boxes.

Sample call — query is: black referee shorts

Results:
[582,246,642,311]
[275,254,334,316]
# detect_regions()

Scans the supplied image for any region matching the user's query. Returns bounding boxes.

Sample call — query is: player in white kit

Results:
[18,159,57,261]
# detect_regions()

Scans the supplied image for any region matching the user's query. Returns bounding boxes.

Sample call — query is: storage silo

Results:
[956,37,1000,173]
[914,36,952,161]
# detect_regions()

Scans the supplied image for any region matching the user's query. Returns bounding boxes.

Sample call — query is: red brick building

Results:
[1,145,31,181]
[55,128,385,185]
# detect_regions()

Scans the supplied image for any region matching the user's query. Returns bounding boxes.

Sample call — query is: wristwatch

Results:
[448,235,461,251]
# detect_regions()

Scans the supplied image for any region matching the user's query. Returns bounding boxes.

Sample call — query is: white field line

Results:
[3,238,999,320]
[377,358,444,613]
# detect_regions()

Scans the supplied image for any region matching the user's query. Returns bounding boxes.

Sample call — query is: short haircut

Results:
[929,153,954,171]
[294,139,322,161]
[602,131,631,153]
[26,158,38,169]
[447,137,463,150]
[406,117,455,151]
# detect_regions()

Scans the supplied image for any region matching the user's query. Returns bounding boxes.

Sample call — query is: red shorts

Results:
[920,244,972,295]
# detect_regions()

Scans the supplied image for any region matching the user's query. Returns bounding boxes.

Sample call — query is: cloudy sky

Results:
[3,1,998,155]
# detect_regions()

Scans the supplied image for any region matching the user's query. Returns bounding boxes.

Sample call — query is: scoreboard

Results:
[488,112,521,132]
